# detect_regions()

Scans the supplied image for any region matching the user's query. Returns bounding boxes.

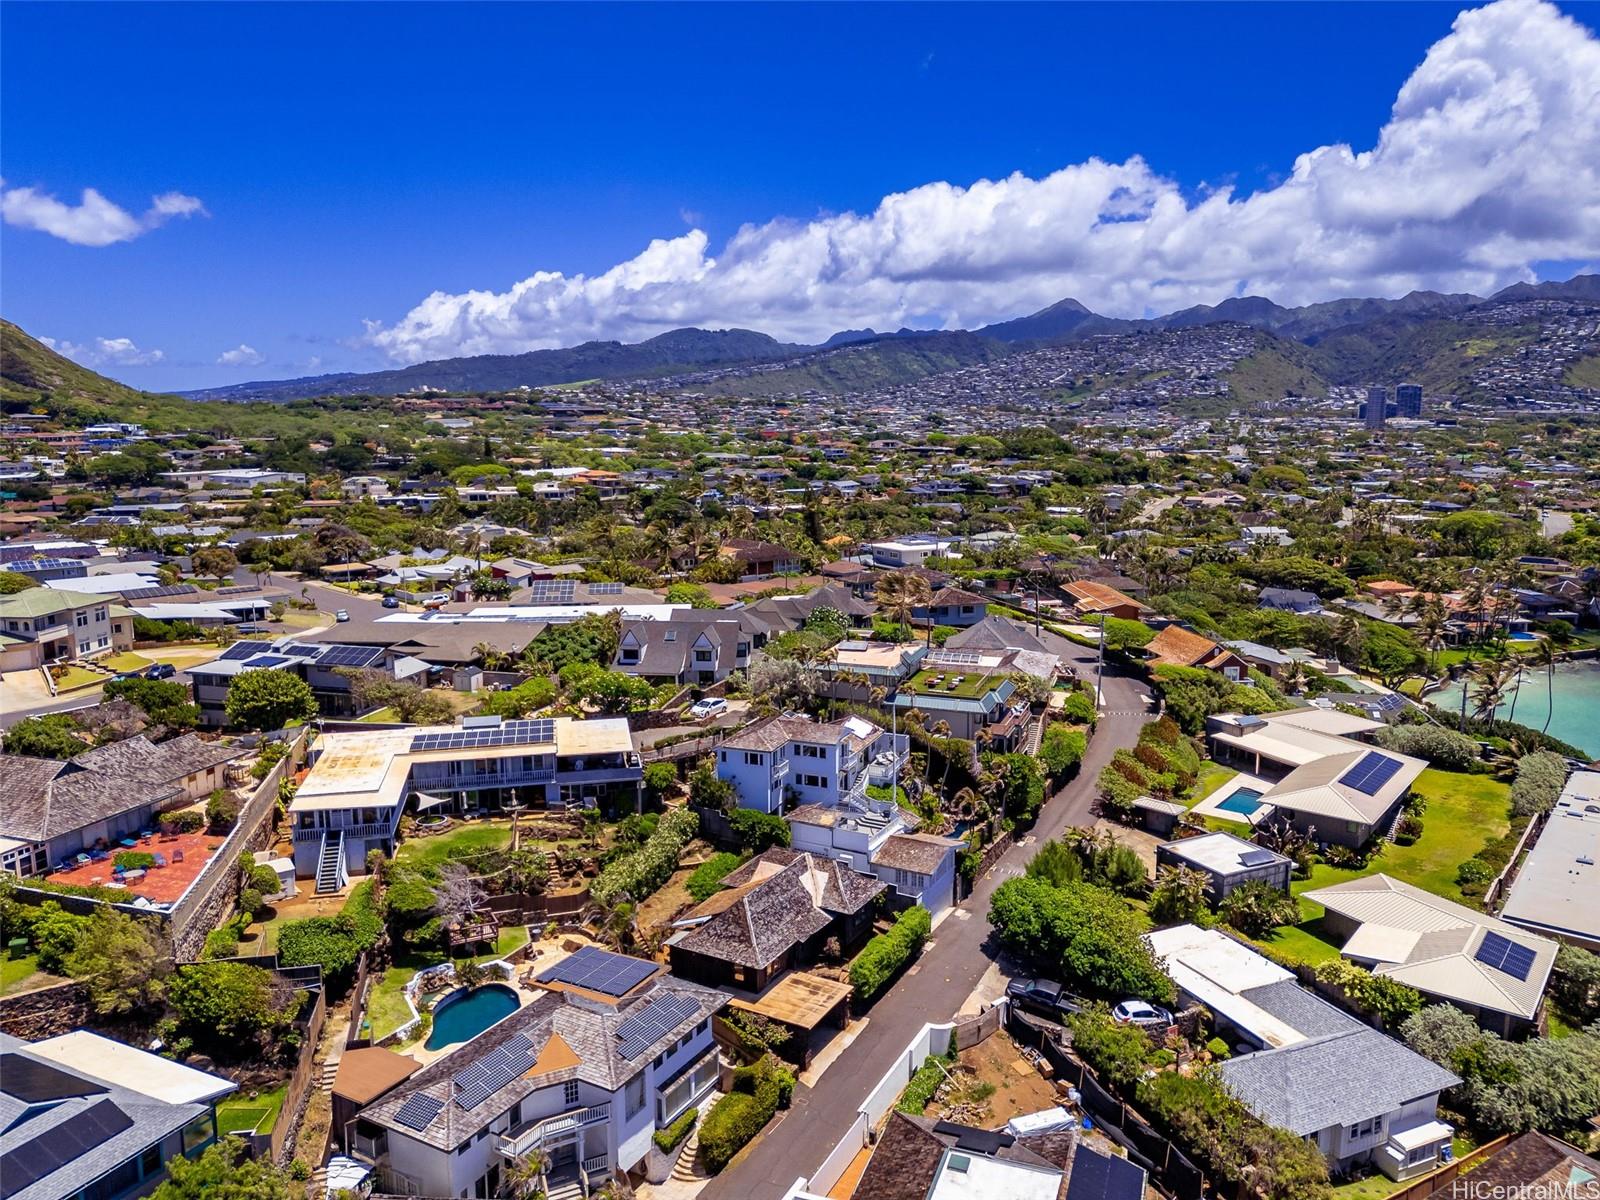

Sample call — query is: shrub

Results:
[30,902,89,974]
[168,961,300,1045]
[114,851,157,871]
[1067,1011,1153,1088]
[653,1108,698,1154]
[643,761,678,795]
[1551,944,1600,1023]
[698,1068,782,1177]
[1039,725,1088,781]
[897,1055,951,1114]
[1314,959,1424,1028]
[206,789,240,832]
[988,877,1173,1003]
[161,809,206,835]
[250,740,291,781]
[1219,880,1300,937]
[1375,724,1480,771]
[1456,858,1494,887]
[591,808,698,907]
[276,881,382,982]
[686,852,745,902]
[204,924,242,959]
[728,809,790,853]
[849,906,931,1003]
[1206,1037,1231,1060]
[1394,814,1424,845]
[1062,690,1097,724]
[1511,751,1568,816]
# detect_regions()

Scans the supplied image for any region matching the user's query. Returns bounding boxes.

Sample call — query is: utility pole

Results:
[1094,613,1107,712]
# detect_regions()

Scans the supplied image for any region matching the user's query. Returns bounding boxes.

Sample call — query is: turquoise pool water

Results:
[425,983,519,1049]
[1217,787,1265,815]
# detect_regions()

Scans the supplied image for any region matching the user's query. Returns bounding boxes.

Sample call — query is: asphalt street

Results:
[701,644,1154,1200]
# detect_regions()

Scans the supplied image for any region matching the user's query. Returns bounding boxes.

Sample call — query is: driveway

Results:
[701,662,1152,1198]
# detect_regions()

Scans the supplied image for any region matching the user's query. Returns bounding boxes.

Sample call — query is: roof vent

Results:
[948,1155,970,1174]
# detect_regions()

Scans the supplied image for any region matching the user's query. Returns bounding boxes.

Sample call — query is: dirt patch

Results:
[922,1030,1061,1127]
[633,839,715,937]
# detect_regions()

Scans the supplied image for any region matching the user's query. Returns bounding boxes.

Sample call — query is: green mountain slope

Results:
[1307,315,1539,393]
[685,332,1008,396]
[1,319,153,410]
[1224,335,1330,403]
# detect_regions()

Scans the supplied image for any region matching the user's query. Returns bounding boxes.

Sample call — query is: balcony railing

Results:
[496,1103,610,1158]
[293,820,397,844]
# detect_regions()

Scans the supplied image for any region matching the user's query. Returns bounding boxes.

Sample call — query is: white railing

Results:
[497,1103,610,1157]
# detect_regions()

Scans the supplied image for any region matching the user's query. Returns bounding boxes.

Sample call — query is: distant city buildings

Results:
[1365,386,1388,430]
[1396,382,1423,418]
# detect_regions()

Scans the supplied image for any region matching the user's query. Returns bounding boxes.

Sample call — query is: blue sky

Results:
[3,0,1597,391]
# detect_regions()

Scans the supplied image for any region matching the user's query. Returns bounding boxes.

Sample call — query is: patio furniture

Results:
[151,853,168,868]
[122,869,146,882]
[73,854,91,866]
[119,838,137,848]
[88,850,108,862]
[172,849,185,863]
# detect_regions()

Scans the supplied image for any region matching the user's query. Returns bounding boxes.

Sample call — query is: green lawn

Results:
[1189,761,1239,807]
[904,667,1006,700]
[52,666,103,692]
[394,822,514,870]
[1247,918,1346,967]
[358,707,397,723]
[0,953,58,995]
[1290,768,1512,906]
[365,925,532,1042]
[101,651,154,673]
[216,1083,287,1135]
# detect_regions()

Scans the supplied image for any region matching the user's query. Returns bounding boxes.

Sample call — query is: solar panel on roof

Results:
[393,1093,445,1131]
[615,993,700,1059]
[536,945,657,996]
[589,582,624,595]
[283,644,322,657]
[0,1098,134,1194]
[317,644,384,669]
[1063,1144,1146,1200]
[244,654,291,669]
[121,584,201,600]
[1475,931,1537,981]
[1340,751,1404,797]
[452,1034,534,1109]
[218,641,266,661]
[0,1054,107,1102]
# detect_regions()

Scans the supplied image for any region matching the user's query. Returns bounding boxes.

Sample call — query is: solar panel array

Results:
[588,581,624,595]
[527,580,578,603]
[453,1033,534,1109]
[284,644,323,658]
[1340,751,1404,797]
[1239,848,1280,867]
[410,718,556,755]
[215,585,258,596]
[121,584,200,600]
[1475,931,1537,981]
[218,641,268,661]
[316,644,384,669]
[246,655,291,669]
[0,1098,134,1195]
[615,993,700,1060]
[393,1093,445,1131]
[930,651,983,666]
[536,945,657,996]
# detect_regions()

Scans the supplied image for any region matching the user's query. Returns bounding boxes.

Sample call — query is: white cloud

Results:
[217,344,267,367]
[368,0,1600,363]
[41,336,165,367]
[1,181,207,247]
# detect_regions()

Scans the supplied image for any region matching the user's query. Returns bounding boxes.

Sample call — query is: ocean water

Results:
[1431,660,1600,757]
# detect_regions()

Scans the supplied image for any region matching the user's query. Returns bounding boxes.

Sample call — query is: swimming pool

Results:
[1216,787,1265,816]
[425,983,519,1049]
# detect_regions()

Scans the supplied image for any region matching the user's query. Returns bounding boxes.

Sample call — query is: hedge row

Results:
[1511,751,1568,817]
[652,1107,698,1154]
[848,905,931,1003]
[592,808,699,907]
[697,1056,792,1174]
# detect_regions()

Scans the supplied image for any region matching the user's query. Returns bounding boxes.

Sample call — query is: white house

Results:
[351,958,725,1199]
[288,716,641,892]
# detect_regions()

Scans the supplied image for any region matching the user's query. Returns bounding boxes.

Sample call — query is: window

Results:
[94,607,107,622]
[664,630,677,642]
[626,1073,646,1118]
[743,752,764,766]
[1346,1118,1381,1140]
[76,612,89,627]
[564,1080,579,1106]
[140,1144,162,1177]
[694,650,712,663]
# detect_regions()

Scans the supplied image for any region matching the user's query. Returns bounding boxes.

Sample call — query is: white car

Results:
[1111,1000,1173,1028]
[688,697,728,721]
[335,609,350,622]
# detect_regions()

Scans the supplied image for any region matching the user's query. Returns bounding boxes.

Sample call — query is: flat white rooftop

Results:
[29,1030,236,1105]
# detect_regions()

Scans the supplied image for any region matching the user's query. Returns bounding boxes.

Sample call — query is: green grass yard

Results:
[904,667,1006,700]
[216,1083,287,1135]
[394,823,515,870]
[101,651,154,673]
[0,952,59,996]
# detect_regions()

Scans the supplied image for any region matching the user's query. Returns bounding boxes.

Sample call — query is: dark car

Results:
[1005,977,1081,1020]
[382,595,400,609]
[146,663,177,680]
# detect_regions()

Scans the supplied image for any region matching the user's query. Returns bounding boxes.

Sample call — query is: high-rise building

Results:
[1396,383,1423,418]
[1365,386,1388,430]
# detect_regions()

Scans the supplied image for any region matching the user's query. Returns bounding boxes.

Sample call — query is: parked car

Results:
[1005,977,1082,1020]
[146,663,177,681]
[1111,1000,1173,1028]
[688,697,728,721]
[423,593,449,609]
[381,595,400,609]
[335,609,350,622]
[234,623,264,634]
[109,671,142,683]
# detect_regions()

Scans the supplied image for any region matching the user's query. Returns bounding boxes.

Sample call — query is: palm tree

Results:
[931,719,952,792]
[1470,659,1513,723]
[503,1149,551,1200]
[875,570,921,640]
[1534,637,1559,734]
[1281,659,1307,696]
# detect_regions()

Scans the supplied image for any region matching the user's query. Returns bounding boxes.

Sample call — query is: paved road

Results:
[702,653,1153,1199]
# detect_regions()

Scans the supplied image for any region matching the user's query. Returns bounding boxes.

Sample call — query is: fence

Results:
[1484,810,1546,913]
[1378,1134,1512,1200]
[346,949,374,1050]
[1006,1009,1204,1200]
[803,1007,1003,1197]
[641,732,724,763]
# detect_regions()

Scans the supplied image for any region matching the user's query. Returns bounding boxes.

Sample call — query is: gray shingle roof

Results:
[1219,1026,1459,1136]
[0,751,185,845]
